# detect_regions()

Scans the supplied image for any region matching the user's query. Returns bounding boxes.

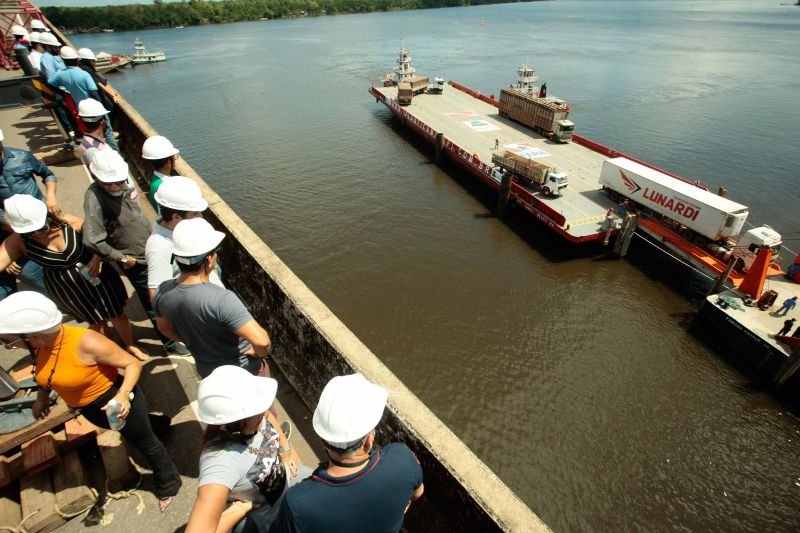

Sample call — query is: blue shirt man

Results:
[39,51,64,81]
[48,67,98,106]
[0,134,60,225]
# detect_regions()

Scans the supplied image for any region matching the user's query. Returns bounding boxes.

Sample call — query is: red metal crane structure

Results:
[1,1,44,70]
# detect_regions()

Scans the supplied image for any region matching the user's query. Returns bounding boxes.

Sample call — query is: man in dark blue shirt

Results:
[270,374,424,533]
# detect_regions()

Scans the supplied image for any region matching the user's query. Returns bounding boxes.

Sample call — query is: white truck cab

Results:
[732,225,782,272]
[544,170,569,196]
[554,119,574,143]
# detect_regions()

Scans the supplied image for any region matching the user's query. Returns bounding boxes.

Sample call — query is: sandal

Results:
[159,495,175,513]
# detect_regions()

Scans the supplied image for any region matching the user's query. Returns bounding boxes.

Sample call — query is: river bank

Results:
[43,0,542,33]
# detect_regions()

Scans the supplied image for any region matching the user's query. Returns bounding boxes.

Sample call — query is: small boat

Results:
[132,39,166,64]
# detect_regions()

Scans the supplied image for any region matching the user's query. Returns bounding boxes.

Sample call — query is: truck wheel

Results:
[543,187,551,196]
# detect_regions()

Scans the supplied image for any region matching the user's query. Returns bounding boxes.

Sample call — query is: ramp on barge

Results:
[372,84,617,241]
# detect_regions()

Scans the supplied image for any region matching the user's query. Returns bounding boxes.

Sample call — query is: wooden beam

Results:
[0,485,22,531]
[52,448,95,516]
[63,416,98,447]
[96,430,138,493]
[19,471,66,533]
[0,451,24,488]
[22,432,59,475]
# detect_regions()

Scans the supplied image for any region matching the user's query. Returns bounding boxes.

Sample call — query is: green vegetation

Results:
[44,0,535,32]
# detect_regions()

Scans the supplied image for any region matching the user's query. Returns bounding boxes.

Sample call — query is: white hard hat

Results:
[29,31,41,44]
[197,366,278,425]
[154,176,208,212]
[30,19,47,31]
[77,98,109,120]
[39,33,59,47]
[77,48,96,61]
[0,128,3,142]
[172,218,225,265]
[60,46,78,60]
[11,25,27,37]
[0,291,63,335]
[312,373,388,447]
[89,150,129,183]
[3,194,47,234]
[141,135,179,160]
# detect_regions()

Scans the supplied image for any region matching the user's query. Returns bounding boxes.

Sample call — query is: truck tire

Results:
[543,187,551,196]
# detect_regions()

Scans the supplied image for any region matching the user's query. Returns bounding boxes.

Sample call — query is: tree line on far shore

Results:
[43,0,536,32]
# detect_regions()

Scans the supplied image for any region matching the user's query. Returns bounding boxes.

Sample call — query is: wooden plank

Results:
[52,448,95,516]
[19,471,66,533]
[64,416,98,446]
[0,401,72,456]
[0,485,22,530]
[0,452,24,488]
[96,430,137,493]
[22,432,59,475]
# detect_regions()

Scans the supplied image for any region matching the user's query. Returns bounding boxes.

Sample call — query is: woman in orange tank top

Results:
[0,292,181,511]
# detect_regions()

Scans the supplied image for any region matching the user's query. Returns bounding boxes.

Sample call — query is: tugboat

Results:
[382,45,416,87]
[132,39,167,64]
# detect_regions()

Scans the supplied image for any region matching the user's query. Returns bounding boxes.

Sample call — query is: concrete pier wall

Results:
[48,23,548,525]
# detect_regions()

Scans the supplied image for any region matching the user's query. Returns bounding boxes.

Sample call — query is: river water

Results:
[72,1,800,530]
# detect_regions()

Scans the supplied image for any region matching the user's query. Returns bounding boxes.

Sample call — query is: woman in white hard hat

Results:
[0,194,148,360]
[0,292,181,511]
[186,366,309,533]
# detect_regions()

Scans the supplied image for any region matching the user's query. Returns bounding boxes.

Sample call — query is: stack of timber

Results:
[0,367,139,532]
[498,88,570,132]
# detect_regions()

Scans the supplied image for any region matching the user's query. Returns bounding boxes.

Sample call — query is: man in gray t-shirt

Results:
[154,218,272,380]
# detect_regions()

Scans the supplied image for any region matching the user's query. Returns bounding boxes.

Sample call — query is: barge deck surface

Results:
[373,84,618,240]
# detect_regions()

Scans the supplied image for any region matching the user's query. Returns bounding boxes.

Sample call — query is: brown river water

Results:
[71,0,800,530]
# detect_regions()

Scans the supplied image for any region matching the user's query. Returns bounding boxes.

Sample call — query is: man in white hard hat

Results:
[37,32,63,81]
[30,19,49,33]
[271,373,424,533]
[0,127,61,223]
[47,46,102,111]
[28,32,43,72]
[10,25,36,77]
[83,150,188,356]
[154,218,274,381]
[11,24,28,52]
[141,136,180,211]
[76,98,125,173]
[146,176,222,305]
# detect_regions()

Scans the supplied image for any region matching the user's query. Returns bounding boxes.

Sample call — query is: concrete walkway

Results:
[0,97,321,532]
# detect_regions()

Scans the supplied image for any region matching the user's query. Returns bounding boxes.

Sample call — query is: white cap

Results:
[312,373,388,447]
[29,31,41,44]
[11,25,27,37]
[30,19,47,31]
[154,176,208,212]
[0,128,3,142]
[142,135,179,160]
[39,33,59,47]
[77,98,109,120]
[3,194,47,234]
[0,292,63,335]
[77,47,96,61]
[89,150,129,183]
[60,46,78,60]
[172,218,225,265]
[198,366,278,425]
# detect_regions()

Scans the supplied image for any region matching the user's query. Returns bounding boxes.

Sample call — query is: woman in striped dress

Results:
[0,194,147,360]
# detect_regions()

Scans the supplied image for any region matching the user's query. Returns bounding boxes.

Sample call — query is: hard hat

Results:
[77,48,97,61]
[172,218,225,265]
[30,19,47,31]
[154,176,208,212]
[29,31,41,44]
[11,25,27,37]
[0,128,3,142]
[312,373,388,447]
[89,150,129,183]
[77,98,109,120]
[60,46,78,60]
[3,194,47,234]
[39,33,59,47]
[0,292,63,335]
[141,135,179,160]
[197,366,278,425]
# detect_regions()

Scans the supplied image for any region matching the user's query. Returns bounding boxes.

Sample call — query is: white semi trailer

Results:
[600,157,749,242]
[600,157,782,272]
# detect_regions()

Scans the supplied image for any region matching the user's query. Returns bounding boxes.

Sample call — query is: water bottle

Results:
[76,262,101,286]
[106,399,126,430]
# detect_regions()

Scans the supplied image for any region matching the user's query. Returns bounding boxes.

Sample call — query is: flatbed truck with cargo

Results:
[492,150,569,196]
[498,88,575,143]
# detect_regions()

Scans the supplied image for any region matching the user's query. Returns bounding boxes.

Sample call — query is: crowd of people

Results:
[2,18,424,533]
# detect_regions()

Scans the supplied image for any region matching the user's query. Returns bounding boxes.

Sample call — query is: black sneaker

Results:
[165,341,190,356]
[281,421,292,441]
